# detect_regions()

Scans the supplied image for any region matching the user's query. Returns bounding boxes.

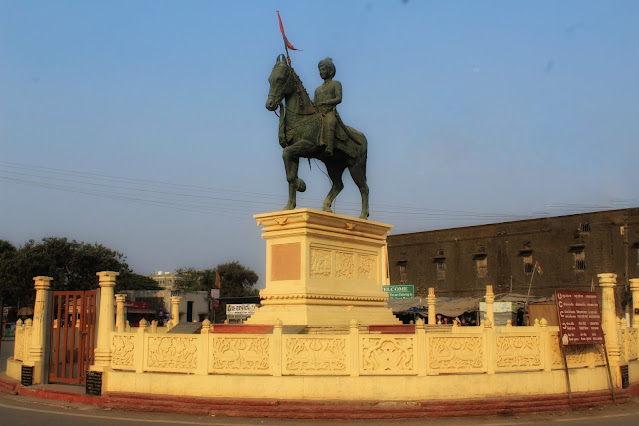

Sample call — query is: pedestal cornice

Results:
[255,209,392,240]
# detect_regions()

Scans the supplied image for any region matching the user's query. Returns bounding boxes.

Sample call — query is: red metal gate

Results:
[49,291,97,384]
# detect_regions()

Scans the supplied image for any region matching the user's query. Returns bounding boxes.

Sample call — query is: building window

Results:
[476,256,487,278]
[523,255,534,274]
[437,249,445,256]
[398,261,407,283]
[574,251,586,271]
[580,223,591,233]
[436,260,446,280]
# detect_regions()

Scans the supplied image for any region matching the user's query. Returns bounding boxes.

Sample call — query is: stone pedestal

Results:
[246,209,399,326]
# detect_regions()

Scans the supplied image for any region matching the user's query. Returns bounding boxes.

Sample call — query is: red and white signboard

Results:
[554,290,605,345]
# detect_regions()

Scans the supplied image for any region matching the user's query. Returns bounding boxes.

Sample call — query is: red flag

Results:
[277,11,299,51]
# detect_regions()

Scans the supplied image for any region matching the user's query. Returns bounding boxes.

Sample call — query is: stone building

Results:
[146,271,183,290]
[387,208,639,301]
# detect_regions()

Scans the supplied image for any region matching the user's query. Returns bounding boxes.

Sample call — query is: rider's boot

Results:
[324,128,335,157]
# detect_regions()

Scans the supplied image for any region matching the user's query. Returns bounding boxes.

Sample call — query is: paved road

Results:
[0,391,638,426]
[1,338,639,425]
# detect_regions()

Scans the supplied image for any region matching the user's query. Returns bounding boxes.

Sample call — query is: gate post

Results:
[599,273,622,385]
[93,271,119,370]
[630,278,639,328]
[26,276,52,384]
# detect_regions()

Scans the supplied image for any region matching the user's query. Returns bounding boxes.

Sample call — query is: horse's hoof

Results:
[283,203,295,210]
[359,212,369,220]
[295,179,306,192]
[322,206,332,213]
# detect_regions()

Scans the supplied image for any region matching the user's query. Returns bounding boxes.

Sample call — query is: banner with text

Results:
[382,284,414,299]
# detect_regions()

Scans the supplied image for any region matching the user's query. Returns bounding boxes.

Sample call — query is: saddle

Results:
[281,113,359,159]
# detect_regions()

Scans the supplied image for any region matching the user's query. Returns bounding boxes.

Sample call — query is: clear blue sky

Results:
[2,1,638,284]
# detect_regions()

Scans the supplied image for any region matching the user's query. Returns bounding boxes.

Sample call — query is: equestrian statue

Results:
[265,55,370,219]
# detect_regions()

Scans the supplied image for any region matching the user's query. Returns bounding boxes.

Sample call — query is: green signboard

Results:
[382,284,414,299]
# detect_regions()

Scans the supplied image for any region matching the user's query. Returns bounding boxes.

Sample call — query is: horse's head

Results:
[266,54,293,111]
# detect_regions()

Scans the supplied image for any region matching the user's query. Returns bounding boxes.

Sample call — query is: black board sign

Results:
[21,365,34,386]
[621,365,629,389]
[86,371,102,396]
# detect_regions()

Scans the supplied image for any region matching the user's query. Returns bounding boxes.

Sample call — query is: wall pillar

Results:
[630,278,639,328]
[427,287,436,325]
[484,285,495,326]
[115,294,126,332]
[93,271,119,370]
[598,273,622,379]
[171,296,182,326]
[25,276,52,384]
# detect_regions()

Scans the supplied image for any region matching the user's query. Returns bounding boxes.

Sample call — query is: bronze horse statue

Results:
[265,55,369,219]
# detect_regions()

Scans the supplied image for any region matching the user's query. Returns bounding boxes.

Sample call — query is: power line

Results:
[0,160,599,224]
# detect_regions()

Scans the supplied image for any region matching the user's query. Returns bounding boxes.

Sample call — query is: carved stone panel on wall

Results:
[628,329,638,360]
[361,337,414,373]
[112,335,135,367]
[357,254,377,282]
[147,336,198,370]
[210,337,270,372]
[496,336,541,368]
[335,252,355,279]
[551,334,591,367]
[285,337,347,373]
[310,248,332,277]
[429,337,484,370]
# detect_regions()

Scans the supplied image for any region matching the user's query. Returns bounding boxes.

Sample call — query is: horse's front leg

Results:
[284,182,296,210]
[282,145,308,210]
[282,152,299,210]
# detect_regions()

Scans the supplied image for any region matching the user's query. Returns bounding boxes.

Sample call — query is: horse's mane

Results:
[288,65,317,112]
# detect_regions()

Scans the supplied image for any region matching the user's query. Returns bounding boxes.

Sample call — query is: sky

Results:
[2,1,638,286]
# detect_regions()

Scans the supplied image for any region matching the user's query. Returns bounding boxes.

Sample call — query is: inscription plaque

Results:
[86,370,102,396]
[621,365,629,389]
[555,290,604,345]
[21,365,34,386]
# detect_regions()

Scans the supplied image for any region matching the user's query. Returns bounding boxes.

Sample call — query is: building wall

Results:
[146,272,183,291]
[387,208,639,299]
[123,290,209,323]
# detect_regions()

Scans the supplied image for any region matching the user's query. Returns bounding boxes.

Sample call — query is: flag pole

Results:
[525,261,542,324]
[277,11,294,66]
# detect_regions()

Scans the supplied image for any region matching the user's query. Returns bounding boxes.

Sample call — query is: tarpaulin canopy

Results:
[387,297,481,317]
[387,293,553,317]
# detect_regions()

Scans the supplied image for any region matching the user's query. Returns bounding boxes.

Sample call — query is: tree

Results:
[174,267,205,291]
[175,263,258,296]
[116,272,162,293]
[216,261,259,297]
[0,237,132,306]
[173,262,259,322]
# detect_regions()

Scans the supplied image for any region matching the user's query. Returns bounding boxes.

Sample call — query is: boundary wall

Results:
[7,274,639,401]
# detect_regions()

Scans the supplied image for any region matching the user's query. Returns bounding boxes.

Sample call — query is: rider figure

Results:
[314,58,342,156]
